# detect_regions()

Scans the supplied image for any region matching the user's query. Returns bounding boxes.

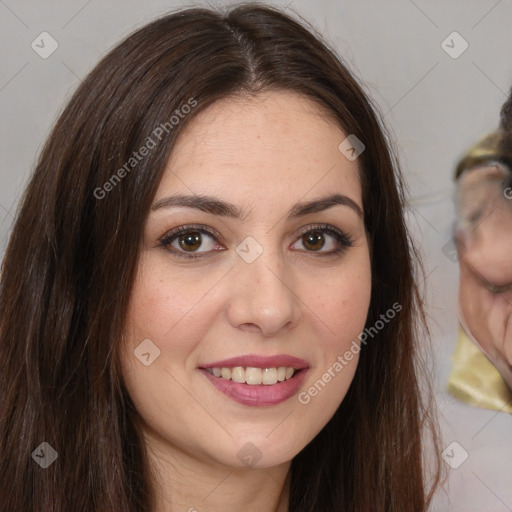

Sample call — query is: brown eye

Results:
[159,225,221,259]
[292,224,353,256]
[178,232,202,252]
[302,231,325,251]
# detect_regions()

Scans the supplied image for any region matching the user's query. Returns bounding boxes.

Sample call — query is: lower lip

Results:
[199,368,309,406]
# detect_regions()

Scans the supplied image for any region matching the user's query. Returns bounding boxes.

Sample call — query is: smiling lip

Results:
[198,354,310,407]
[199,354,310,369]
[200,368,309,406]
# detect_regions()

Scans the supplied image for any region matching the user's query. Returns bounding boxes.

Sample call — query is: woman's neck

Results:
[145,431,291,512]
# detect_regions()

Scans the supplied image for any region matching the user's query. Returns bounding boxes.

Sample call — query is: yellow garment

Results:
[447,325,512,413]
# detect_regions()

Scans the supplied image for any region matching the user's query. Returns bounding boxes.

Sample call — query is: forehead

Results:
[156,90,363,210]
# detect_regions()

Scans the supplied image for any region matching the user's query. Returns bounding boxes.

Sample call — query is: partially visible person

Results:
[448,128,512,411]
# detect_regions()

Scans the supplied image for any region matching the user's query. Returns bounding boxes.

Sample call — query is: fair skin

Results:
[455,164,512,389]
[121,91,372,512]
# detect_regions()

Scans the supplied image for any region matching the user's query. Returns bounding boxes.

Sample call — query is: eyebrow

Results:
[151,193,363,220]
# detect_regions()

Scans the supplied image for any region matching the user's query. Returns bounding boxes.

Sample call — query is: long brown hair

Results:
[0,3,442,510]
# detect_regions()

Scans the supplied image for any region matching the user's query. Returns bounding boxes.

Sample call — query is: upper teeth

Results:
[207,366,296,385]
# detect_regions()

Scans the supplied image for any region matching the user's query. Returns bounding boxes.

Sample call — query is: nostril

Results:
[240,323,260,333]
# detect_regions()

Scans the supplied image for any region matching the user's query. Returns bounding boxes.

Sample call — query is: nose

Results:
[453,223,472,256]
[226,245,301,337]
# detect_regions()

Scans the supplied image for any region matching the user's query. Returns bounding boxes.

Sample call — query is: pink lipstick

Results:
[198,354,310,407]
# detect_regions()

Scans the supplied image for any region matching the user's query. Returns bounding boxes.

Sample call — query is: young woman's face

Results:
[121,91,372,470]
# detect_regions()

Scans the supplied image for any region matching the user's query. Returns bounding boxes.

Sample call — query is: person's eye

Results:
[471,269,512,295]
[291,224,353,256]
[159,224,224,259]
[485,281,512,295]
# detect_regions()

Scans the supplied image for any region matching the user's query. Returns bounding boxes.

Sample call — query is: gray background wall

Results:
[1,1,511,510]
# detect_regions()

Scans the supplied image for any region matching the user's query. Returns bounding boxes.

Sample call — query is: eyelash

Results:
[158,223,353,260]
[483,281,512,295]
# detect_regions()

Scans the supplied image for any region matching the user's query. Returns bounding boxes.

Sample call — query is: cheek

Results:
[124,258,219,352]
[297,257,371,403]
[295,294,368,442]
[313,260,372,347]
[120,261,217,429]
